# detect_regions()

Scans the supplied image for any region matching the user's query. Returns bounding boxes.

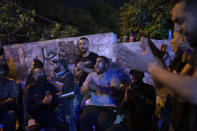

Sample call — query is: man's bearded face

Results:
[172,1,197,48]
[78,39,89,54]
[95,58,108,74]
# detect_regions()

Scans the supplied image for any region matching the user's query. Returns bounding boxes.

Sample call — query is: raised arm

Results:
[148,62,197,104]
[118,38,197,104]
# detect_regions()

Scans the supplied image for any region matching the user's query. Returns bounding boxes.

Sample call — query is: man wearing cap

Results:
[52,59,75,130]
[53,59,74,95]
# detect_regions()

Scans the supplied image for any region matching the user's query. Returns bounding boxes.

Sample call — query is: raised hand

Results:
[43,91,53,104]
[117,37,155,72]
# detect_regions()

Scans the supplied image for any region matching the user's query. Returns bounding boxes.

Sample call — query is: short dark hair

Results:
[0,62,9,73]
[129,69,144,77]
[98,56,109,66]
[129,69,142,74]
[171,0,182,8]
[80,37,89,42]
[171,0,197,13]
[33,58,43,69]
[78,37,90,47]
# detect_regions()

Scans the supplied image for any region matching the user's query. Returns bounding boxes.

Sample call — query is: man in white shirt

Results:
[80,56,125,131]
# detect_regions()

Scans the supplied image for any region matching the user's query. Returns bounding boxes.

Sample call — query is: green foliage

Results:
[41,23,78,40]
[66,0,120,36]
[0,0,120,45]
[88,0,120,35]
[0,1,78,45]
[120,0,172,41]
[0,2,37,44]
[18,0,65,22]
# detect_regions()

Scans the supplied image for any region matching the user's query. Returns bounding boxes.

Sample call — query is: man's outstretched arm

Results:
[118,38,197,104]
[148,62,197,104]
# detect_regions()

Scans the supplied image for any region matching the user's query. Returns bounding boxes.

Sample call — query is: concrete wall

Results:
[4,32,117,80]
[4,32,173,82]
[118,40,173,84]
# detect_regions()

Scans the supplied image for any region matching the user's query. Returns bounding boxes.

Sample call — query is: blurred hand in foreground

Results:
[117,37,155,72]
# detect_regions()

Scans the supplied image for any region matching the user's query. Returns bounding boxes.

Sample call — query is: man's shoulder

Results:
[6,78,17,85]
[4,79,18,91]
[85,72,98,82]
[89,52,98,57]
[88,71,97,77]
[6,78,16,82]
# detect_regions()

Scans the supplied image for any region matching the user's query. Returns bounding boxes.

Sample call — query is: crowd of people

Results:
[0,0,197,130]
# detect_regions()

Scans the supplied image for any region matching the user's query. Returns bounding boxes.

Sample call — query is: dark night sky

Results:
[60,0,129,9]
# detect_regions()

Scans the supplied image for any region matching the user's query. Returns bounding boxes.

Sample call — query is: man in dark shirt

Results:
[75,37,98,87]
[52,59,74,130]
[75,37,98,110]
[25,67,59,130]
[168,29,193,131]
[53,59,74,94]
[0,63,18,131]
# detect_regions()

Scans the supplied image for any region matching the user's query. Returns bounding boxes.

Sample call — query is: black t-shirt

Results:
[76,52,98,87]
[169,53,187,73]
[76,52,98,68]
[169,52,191,131]
[187,48,197,131]
[188,49,197,68]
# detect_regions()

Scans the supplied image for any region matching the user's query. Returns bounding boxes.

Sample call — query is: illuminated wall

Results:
[3,32,172,82]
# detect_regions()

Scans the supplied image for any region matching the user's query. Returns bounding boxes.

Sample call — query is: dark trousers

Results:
[0,110,16,131]
[80,105,116,131]
[105,124,128,131]
[26,111,69,131]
